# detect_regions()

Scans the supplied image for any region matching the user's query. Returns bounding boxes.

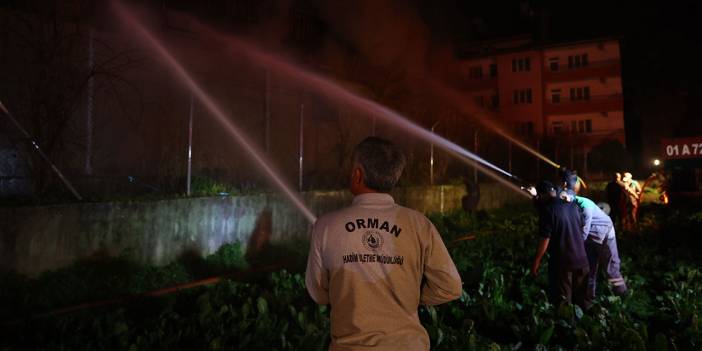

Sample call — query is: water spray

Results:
[427,80,596,191]
[112,2,317,223]
[426,79,562,169]
[115,2,531,199]
[184,19,531,198]
[0,99,83,201]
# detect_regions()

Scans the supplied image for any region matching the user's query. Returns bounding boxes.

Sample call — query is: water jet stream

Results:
[426,79,562,169]
[184,19,530,198]
[112,2,317,223]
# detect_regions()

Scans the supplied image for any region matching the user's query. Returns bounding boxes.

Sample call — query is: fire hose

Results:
[3,263,284,326]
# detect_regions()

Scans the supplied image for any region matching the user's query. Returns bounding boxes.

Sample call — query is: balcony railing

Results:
[544,94,623,115]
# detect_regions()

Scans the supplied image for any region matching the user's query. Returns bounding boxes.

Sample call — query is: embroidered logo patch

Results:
[361,231,384,252]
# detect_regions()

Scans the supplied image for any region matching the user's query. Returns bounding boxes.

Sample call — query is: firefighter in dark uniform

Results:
[531,181,590,309]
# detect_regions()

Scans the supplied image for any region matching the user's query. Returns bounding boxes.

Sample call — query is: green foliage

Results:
[0,253,191,320]
[190,176,240,196]
[205,242,248,272]
[2,206,701,350]
[420,205,702,350]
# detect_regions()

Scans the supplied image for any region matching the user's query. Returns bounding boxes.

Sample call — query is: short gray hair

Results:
[352,137,406,192]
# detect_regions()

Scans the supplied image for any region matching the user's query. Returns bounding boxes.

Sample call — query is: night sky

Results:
[250,0,702,166]
[282,0,702,168]
[2,0,702,175]
[417,1,702,165]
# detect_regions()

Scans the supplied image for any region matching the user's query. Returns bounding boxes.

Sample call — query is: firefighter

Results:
[618,172,642,231]
[558,170,628,302]
[560,189,628,306]
[305,137,462,351]
[531,181,590,310]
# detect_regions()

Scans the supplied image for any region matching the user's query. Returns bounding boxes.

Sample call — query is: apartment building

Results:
[456,37,625,153]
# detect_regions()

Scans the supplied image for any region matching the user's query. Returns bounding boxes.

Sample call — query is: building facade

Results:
[456,37,625,168]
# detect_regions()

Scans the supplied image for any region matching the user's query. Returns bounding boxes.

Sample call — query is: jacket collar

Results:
[352,193,395,206]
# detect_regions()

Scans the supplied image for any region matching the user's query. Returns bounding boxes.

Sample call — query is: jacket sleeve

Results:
[420,221,463,306]
[305,220,329,304]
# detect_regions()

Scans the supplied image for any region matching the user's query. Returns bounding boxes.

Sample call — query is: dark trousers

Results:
[548,263,589,310]
[585,236,628,306]
[606,198,619,223]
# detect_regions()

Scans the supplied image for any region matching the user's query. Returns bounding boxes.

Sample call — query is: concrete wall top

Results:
[0,183,527,275]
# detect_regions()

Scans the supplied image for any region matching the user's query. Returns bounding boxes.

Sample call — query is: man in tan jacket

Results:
[305,137,463,351]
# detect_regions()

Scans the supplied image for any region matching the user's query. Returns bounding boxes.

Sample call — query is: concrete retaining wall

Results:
[0,183,527,275]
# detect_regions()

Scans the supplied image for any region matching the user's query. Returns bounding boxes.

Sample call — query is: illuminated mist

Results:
[112,1,318,223]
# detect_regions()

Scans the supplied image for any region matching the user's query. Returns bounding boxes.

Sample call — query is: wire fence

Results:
[0,10,629,205]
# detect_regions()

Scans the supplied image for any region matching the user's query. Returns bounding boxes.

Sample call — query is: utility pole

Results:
[85,29,94,176]
[186,93,194,196]
[536,136,541,180]
[430,121,439,185]
[298,103,304,192]
[473,129,479,184]
[264,70,271,154]
[508,140,513,174]
[554,141,560,177]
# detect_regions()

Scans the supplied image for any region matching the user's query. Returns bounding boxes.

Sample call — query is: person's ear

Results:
[352,167,363,186]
